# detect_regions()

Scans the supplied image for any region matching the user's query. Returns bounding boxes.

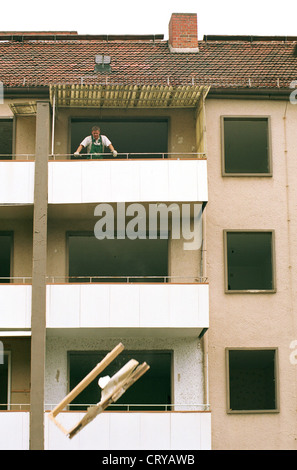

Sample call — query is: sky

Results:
[0,0,296,39]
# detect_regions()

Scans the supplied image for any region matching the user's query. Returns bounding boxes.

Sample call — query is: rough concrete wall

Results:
[45,336,205,410]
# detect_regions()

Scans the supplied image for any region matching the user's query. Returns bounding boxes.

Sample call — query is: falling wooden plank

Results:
[48,343,150,439]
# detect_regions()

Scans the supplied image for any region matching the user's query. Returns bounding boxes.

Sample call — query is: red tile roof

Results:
[0,36,296,89]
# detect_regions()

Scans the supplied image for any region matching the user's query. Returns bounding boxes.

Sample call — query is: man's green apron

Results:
[88,135,104,159]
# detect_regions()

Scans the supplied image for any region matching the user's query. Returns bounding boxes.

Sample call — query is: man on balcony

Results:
[74,126,118,159]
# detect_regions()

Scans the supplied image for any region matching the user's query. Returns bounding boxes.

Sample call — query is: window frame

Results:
[221,115,272,177]
[223,229,276,294]
[226,347,280,414]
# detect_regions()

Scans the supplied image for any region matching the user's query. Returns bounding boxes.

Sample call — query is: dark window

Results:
[0,233,13,283]
[223,117,270,174]
[227,349,278,412]
[68,233,168,283]
[68,350,172,411]
[70,118,168,158]
[0,352,10,410]
[225,231,274,291]
[0,119,13,160]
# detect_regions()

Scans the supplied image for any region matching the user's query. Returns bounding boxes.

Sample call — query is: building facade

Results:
[0,13,296,450]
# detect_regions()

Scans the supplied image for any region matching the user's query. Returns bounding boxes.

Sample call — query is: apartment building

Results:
[0,13,296,450]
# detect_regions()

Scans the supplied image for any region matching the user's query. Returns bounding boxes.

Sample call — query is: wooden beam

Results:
[51,342,124,418]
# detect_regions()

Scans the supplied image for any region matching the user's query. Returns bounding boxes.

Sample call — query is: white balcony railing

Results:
[0,279,208,334]
[48,156,208,204]
[0,284,32,329]
[46,281,209,336]
[0,155,208,205]
[0,410,211,450]
[45,411,211,450]
[0,161,34,204]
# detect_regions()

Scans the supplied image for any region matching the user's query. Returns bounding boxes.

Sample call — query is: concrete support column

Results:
[30,101,50,450]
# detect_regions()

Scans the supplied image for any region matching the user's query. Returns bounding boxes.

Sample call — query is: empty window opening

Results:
[223,117,270,174]
[0,233,13,283]
[0,119,13,160]
[70,119,168,158]
[68,233,168,283]
[0,351,11,410]
[225,231,274,291]
[68,350,172,411]
[227,349,278,412]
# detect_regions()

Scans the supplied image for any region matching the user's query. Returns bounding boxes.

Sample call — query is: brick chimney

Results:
[168,13,199,53]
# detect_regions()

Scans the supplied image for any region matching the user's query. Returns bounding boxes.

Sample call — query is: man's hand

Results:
[112,150,118,157]
[74,151,80,157]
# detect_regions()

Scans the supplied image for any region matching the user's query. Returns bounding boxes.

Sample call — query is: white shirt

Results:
[80,135,111,151]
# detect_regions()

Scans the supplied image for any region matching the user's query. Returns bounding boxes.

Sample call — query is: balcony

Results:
[0,410,211,450]
[0,154,208,205]
[0,282,32,330]
[0,161,34,204]
[46,279,209,337]
[48,154,208,204]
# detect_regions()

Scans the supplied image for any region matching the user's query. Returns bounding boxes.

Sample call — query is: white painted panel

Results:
[198,284,209,327]
[170,413,203,450]
[110,161,140,202]
[0,285,31,328]
[46,285,80,327]
[0,413,29,450]
[80,284,110,327]
[169,284,199,327]
[140,161,169,201]
[139,285,170,327]
[200,412,212,450]
[139,413,171,449]
[81,161,112,202]
[49,162,82,203]
[197,160,208,201]
[109,412,141,450]
[109,284,140,327]
[46,284,209,330]
[48,160,208,204]
[0,162,34,203]
[44,412,211,450]
[168,160,198,201]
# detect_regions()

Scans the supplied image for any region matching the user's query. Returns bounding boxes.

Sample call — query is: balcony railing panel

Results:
[0,410,211,450]
[0,284,32,329]
[45,411,211,450]
[0,412,30,450]
[48,157,208,204]
[0,162,34,204]
[46,282,209,335]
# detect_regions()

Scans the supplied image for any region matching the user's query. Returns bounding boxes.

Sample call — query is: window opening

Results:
[70,119,168,159]
[0,119,13,160]
[0,351,11,410]
[68,233,168,283]
[0,233,13,283]
[225,231,274,291]
[227,349,278,412]
[223,117,270,174]
[68,350,172,411]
